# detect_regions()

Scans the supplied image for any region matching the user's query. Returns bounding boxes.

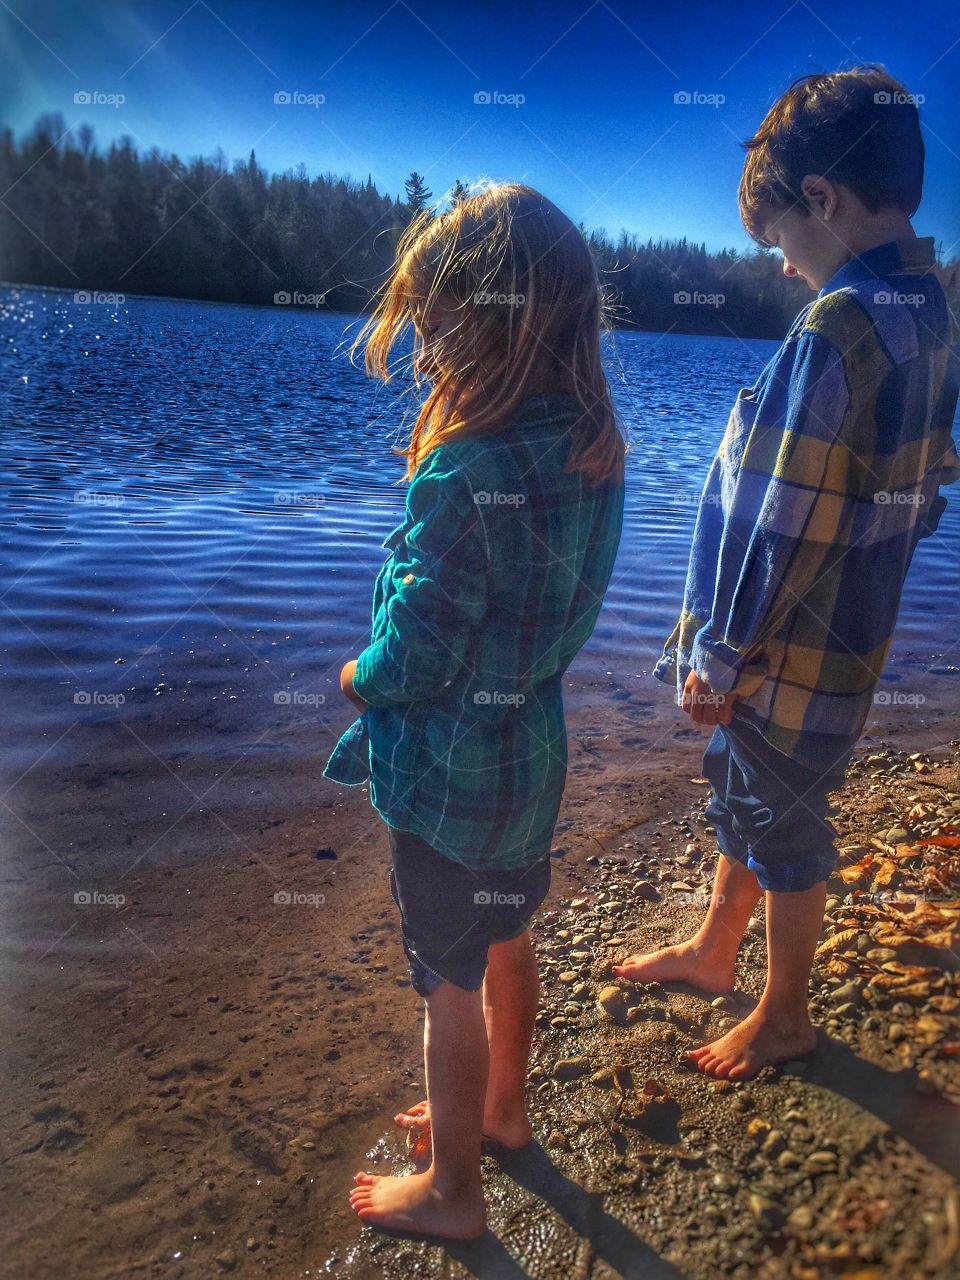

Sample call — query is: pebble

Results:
[888,1023,907,1043]
[597,985,629,1022]
[807,1150,839,1170]
[214,1251,237,1271]
[553,1056,592,1082]
[748,1193,785,1231]
[777,1150,801,1169]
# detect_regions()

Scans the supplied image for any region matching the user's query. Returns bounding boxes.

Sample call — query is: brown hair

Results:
[739,65,924,241]
[352,181,625,485]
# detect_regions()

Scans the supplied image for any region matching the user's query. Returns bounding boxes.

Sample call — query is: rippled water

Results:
[2,286,958,834]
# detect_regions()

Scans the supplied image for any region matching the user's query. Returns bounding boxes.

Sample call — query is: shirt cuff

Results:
[690,629,770,697]
[350,638,408,706]
[689,630,746,694]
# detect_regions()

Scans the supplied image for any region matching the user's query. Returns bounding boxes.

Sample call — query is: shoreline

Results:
[2,679,959,1278]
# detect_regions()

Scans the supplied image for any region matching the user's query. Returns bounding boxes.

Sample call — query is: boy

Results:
[614,65,960,1080]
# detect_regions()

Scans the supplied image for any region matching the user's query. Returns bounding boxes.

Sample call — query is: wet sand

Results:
[2,674,959,1279]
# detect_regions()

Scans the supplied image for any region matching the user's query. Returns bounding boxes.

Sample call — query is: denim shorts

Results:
[386,824,551,997]
[702,718,852,893]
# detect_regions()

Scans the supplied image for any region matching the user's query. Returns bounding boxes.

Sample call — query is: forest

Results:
[2,114,958,340]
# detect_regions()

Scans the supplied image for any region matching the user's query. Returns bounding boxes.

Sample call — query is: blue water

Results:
[2,286,958,813]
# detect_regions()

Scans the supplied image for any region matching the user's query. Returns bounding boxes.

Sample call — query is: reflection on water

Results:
[1,287,958,860]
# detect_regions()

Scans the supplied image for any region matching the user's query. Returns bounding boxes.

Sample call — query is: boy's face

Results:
[757,204,836,292]
[756,178,855,293]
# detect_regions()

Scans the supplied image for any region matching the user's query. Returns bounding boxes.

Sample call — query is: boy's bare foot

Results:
[611,940,736,993]
[687,1006,817,1080]
[395,1099,533,1151]
[349,1168,486,1240]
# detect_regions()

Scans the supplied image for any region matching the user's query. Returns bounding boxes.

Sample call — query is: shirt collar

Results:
[818,235,936,297]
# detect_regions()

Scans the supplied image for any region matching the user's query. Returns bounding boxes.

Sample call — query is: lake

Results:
[2,286,959,869]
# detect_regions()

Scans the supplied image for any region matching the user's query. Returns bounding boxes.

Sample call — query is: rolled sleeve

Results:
[694,329,856,687]
[350,448,490,707]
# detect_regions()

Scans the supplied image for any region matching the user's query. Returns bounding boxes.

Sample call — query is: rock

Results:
[807,1150,839,1170]
[214,1250,237,1271]
[888,1023,907,1043]
[883,827,910,844]
[246,1237,259,1251]
[553,1056,592,1082]
[711,1172,735,1193]
[788,1204,814,1231]
[597,985,629,1023]
[777,1149,801,1169]
[559,971,579,984]
[547,1129,570,1150]
[832,980,863,1004]
[748,1193,785,1232]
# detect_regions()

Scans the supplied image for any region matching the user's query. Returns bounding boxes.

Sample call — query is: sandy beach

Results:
[2,671,959,1279]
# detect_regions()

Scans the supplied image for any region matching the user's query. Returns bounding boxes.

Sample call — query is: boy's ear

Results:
[799,173,839,222]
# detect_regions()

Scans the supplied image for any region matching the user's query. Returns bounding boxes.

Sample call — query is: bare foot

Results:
[687,1006,817,1080]
[395,1100,533,1153]
[349,1167,486,1240]
[611,939,736,993]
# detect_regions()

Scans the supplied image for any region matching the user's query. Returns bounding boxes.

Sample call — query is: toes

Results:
[353,1171,377,1184]
[726,1059,755,1081]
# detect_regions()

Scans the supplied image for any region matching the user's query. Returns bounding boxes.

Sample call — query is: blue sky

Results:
[4,0,960,254]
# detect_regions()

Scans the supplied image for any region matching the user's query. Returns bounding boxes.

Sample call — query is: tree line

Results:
[2,115,958,340]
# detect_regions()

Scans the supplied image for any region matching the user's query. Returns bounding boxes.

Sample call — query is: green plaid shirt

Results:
[323,393,625,869]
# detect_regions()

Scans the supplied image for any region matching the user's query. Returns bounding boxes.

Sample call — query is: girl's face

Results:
[411,294,462,381]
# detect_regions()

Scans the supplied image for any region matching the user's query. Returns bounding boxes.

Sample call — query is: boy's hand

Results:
[340,659,368,713]
[682,670,737,726]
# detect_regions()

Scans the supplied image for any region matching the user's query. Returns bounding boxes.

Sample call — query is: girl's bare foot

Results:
[349,1167,486,1240]
[395,1100,533,1152]
[687,1006,817,1080]
[611,939,736,993]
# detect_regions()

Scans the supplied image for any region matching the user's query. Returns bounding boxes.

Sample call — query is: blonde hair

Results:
[352,181,625,485]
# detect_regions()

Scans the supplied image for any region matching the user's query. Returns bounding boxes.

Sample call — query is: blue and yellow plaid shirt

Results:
[323,393,625,870]
[655,236,960,770]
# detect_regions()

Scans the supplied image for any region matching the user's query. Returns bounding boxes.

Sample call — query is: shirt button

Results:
[402,573,415,585]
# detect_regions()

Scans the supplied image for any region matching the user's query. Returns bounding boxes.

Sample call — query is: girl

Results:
[323,181,626,1240]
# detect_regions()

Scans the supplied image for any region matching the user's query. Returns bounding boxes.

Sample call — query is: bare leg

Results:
[395,930,537,1149]
[688,880,823,1080]
[612,853,761,991]
[350,982,487,1239]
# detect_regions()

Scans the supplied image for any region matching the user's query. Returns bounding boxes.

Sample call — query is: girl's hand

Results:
[340,660,368,714]
[681,670,737,727]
